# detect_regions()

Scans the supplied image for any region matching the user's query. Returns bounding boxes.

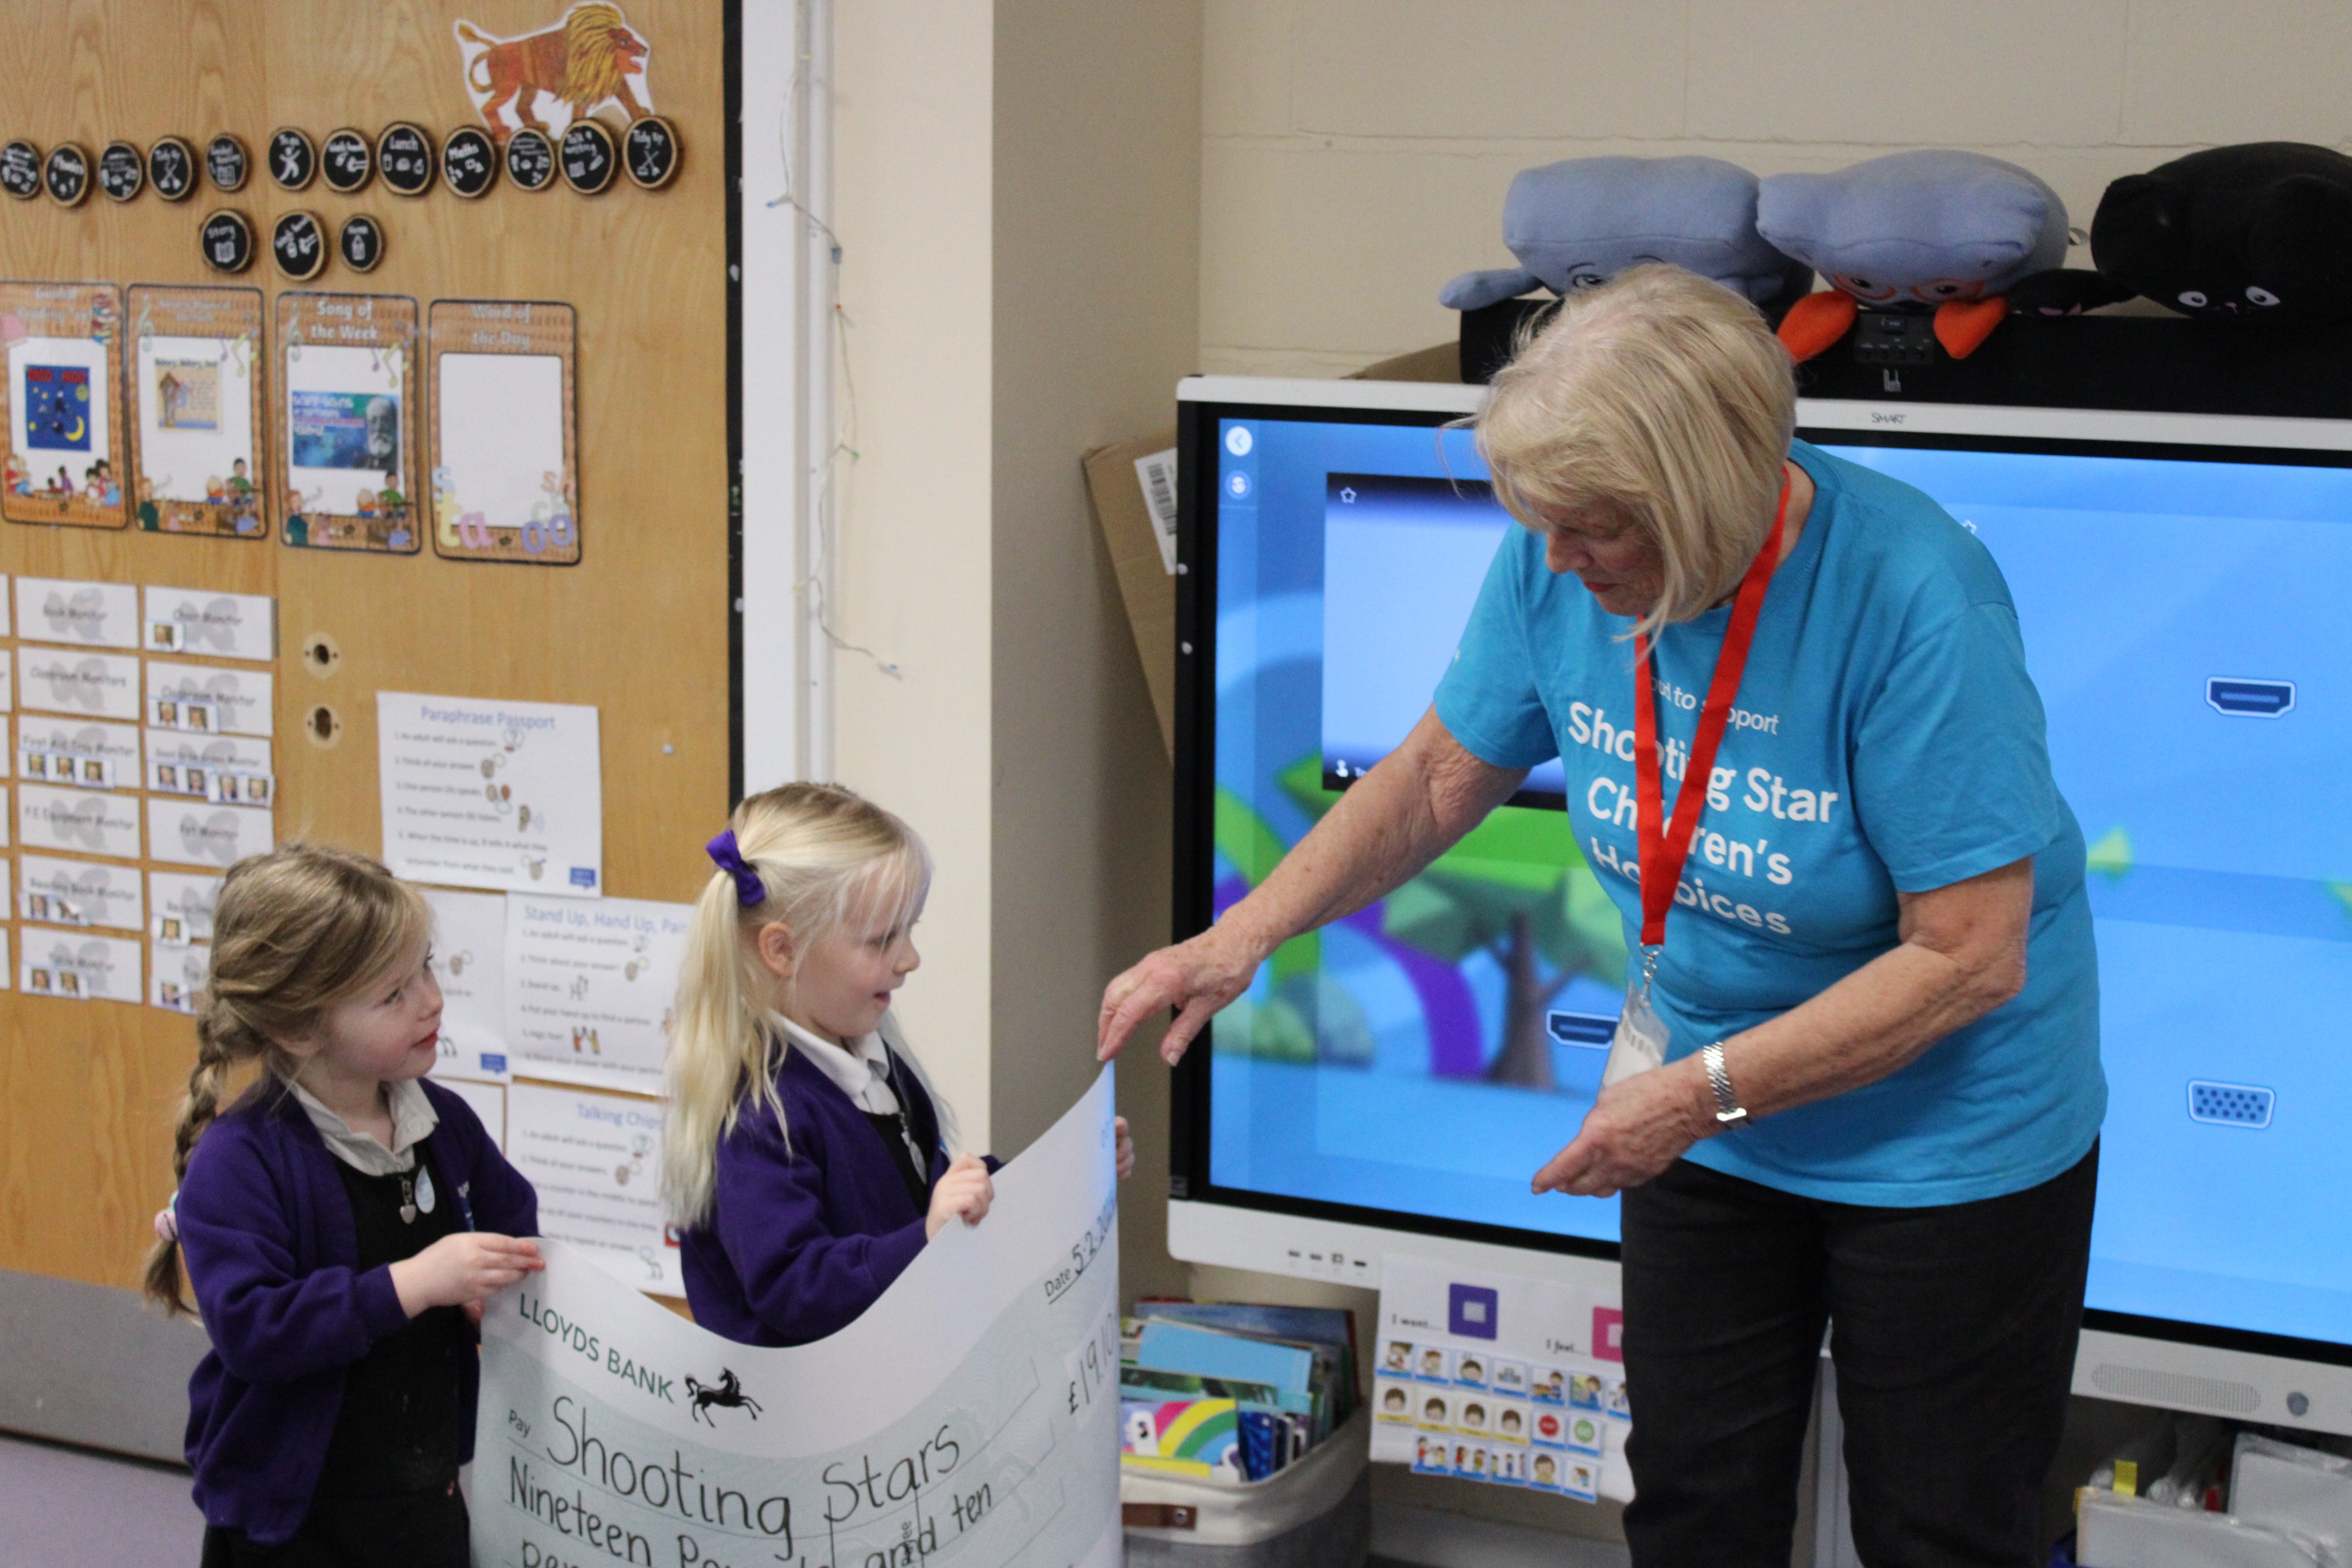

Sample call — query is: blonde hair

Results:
[662,783,946,1229]
[1476,264,1797,640]
[142,845,432,1315]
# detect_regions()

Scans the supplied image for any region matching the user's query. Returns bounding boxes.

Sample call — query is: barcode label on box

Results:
[1134,448,1179,575]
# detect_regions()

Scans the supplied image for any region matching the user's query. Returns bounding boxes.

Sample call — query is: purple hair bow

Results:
[706,828,766,907]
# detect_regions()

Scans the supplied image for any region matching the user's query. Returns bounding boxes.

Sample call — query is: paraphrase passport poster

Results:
[474,1067,1124,1568]
[377,691,602,898]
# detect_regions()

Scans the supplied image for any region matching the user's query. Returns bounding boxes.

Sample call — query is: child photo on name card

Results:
[274,292,419,553]
[125,287,266,538]
[427,300,578,564]
[0,282,127,529]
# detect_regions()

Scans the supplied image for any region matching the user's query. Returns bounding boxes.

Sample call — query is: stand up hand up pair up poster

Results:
[474,1068,1124,1568]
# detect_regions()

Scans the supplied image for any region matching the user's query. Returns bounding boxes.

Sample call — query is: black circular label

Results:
[206,134,248,191]
[322,129,372,193]
[559,119,616,194]
[442,125,497,198]
[44,144,91,206]
[623,116,679,189]
[505,127,555,191]
[268,127,316,191]
[200,210,254,273]
[377,123,435,196]
[272,211,326,280]
[0,141,40,200]
[148,137,196,200]
[98,142,145,202]
[338,213,385,272]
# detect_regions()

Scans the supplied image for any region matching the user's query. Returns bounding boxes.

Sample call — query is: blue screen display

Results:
[1208,409,2352,1350]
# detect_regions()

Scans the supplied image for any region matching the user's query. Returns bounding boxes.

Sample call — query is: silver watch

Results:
[1701,1042,1748,1128]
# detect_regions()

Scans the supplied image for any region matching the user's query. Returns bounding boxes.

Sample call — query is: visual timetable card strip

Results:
[1,282,128,529]
[125,285,266,538]
[428,299,578,564]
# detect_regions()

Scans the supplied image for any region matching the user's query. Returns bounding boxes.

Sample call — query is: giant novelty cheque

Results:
[473,1068,1124,1568]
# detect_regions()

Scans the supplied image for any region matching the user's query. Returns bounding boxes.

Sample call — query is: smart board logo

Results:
[684,1368,763,1427]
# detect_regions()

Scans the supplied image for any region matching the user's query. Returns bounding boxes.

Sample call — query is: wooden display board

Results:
[0,0,727,1302]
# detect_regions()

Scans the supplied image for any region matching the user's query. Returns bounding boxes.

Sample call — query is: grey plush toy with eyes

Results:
[1440,156,1812,313]
[1757,149,2089,361]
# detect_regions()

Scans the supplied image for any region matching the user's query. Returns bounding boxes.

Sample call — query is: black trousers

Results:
[199,1485,469,1568]
[1618,1144,2098,1568]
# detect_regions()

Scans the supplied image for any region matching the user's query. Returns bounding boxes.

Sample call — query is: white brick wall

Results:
[1201,0,2352,374]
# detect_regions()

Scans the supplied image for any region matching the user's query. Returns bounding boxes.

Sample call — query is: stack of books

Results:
[1118,1302,1359,1485]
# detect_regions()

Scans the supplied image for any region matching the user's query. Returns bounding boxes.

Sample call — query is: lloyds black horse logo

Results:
[685,1368,762,1426]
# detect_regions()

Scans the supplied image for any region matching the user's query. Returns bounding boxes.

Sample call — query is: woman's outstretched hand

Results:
[1531,1056,1716,1200]
[1097,926,1263,1066]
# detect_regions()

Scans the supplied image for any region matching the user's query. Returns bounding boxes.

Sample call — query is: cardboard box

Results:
[1084,428,1180,757]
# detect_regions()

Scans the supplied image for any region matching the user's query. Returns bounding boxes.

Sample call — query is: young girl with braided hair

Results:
[666,782,1133,1346]
[143,844,541,1567]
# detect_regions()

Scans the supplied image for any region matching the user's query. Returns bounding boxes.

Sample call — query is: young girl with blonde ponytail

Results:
[144,845,541,1568]
[667,783,1132,1346]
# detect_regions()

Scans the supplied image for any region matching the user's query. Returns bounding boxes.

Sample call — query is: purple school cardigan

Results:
[175,1077,538,1544]
[680,1042,995,1347]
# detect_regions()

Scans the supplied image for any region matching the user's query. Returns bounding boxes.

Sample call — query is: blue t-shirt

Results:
[1433,440,2104,1207]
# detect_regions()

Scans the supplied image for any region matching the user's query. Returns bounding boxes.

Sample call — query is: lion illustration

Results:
[454,2,651,141]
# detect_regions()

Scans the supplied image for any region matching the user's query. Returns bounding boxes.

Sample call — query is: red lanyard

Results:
[1633,474,1790,951]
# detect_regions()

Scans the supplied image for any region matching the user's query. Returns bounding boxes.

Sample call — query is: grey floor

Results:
[0,1429,1449,1568]
[0,1433,202,1566]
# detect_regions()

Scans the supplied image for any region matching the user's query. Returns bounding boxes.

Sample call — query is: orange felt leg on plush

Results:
[1777,291,1859,362]
[1935,297,2007,359]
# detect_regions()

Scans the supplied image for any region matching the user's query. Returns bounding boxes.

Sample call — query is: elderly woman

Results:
[1100,265,2103,1567]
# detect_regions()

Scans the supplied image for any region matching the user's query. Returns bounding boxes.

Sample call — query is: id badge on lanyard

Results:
[1603,475,1789,1088]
